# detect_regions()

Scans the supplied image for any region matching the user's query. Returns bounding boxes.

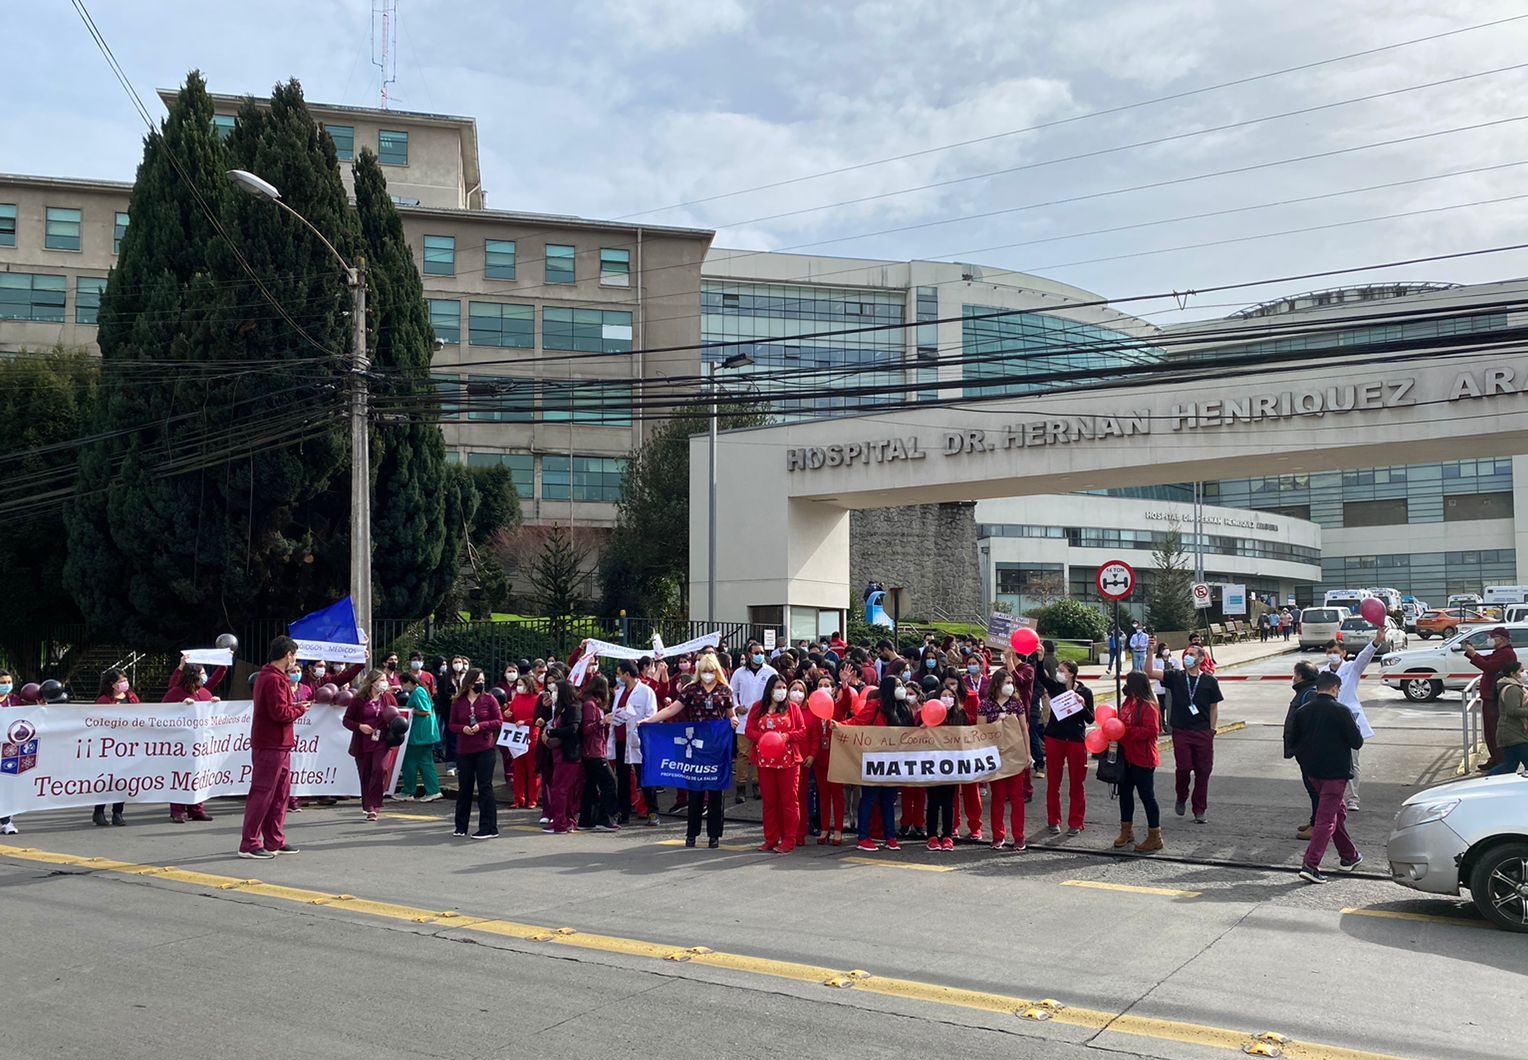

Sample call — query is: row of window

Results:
[962,305,1161,399]
[454,451,626,503]
[0,205,130,254]
[436,376,632,425]
[0,273,105,324]
[1316,550,1518,604]
[211,115,408,166]
[978,522,1321,564]
[422,236,630,287]
[427,300,633,353]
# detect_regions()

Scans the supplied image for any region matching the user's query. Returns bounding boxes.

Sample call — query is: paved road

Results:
[2,648,1519,1060]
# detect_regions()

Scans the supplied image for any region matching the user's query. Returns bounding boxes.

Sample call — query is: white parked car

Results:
[1298,606,1350,650]
[1336,616,1406,656]
[1380,624,1528,702]
[1387,773,1528,932]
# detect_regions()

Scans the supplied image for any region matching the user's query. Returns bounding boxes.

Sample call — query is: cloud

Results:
[597,0,750,50]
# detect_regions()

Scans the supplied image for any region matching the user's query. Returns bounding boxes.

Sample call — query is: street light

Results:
[708,351,754,621]
[228,169,373,646]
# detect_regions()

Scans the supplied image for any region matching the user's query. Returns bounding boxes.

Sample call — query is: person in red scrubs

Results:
[976,665,1034,851]
[239,637,308,859]
[164,654,227,823]
[344,669,396,822]
[92,669,140,827]
[746,675,807,853]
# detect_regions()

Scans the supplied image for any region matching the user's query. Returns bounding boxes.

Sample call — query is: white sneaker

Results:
[1,821,17,835]
[394,794,414,802]
[539,816,550,826]
[418,793,442,803]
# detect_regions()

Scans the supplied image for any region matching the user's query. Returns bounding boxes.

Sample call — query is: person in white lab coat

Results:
[1322,631,1382,811]
[607,660,659,825]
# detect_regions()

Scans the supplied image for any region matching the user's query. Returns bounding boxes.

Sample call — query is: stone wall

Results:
[849,502,981,621]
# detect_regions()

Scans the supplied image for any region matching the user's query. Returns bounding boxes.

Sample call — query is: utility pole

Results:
[349,262,373,646]
[707,360,719,622]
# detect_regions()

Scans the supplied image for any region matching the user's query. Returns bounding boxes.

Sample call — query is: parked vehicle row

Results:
[1379,623,1528,701]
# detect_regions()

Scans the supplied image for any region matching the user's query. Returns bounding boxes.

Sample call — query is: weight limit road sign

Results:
[1191,582,1212,610]
[1096,560,1136,601]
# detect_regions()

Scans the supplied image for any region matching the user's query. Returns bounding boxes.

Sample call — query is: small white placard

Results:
[1049,690,1084,721]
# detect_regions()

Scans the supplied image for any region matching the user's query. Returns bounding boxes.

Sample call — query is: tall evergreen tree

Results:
[351,148,455,618]
[64,73,354,642]
[1147,527,1196,633]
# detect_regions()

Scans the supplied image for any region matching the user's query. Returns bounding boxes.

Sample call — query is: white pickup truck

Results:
[1379,624,1528,701]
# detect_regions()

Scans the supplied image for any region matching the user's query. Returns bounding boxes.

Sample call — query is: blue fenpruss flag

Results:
[639,720,734,791]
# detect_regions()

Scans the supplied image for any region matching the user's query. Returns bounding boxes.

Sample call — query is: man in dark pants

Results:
[1465,627,1518,772]
[1147,640,1223,824]
[1283,661,1321,840]
[240,636,308,859]
[1291,670,1365,884]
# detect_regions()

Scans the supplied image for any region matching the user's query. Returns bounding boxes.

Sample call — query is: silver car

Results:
[1387,773,1528,932]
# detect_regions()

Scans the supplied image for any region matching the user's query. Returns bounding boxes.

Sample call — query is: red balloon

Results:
[1084,728,1109,754]
[1094,703,1117,725]
[314,683,338,704]
[1010,627,1041,656]
[1101,717,1126,741]
[333,689,355,708]
[808,688,835,721]
[758,730,786,757]
[1359,597,1388,625]
[920,700,948,727]
[855,685,872,712]
[18,682,41,704]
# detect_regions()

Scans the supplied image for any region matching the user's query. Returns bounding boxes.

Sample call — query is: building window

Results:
[467,302,534,348]
[1445,492,1514,521]
[428,298,460,344]
[466,452,534,497]
[916,285,939,361]
[465,376,535,422]
[379,129,409,166]
[45,207,82,251]
[542,455,626,502]
[0,273,67,322]
[211,114,236,140]
[0,204,15,247]
[423,234,455,276]
[1342,498,1409,527]
[113,212,129,255]
[485,239,517,280]
[324,124,354,161]
[542,307,633,353]
[600,248,630,287]
[75,276,106,325]
[432,375,462,419]
[541,380,632,425]
[546,244,576,285]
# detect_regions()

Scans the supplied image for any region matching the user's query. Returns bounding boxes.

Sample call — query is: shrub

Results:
[1032,599,1109,642]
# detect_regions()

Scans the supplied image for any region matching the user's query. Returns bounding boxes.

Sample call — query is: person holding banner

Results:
[1115,672,1164,853]
[239,636,308,859]
[802,674,842,846]
[164,655,226,824]
[924,688,969,852]
[506,676,540,809]
[747,676,807,853]
[1,670,19,834]
[609,661,658,826]
[844,676,915,853]
[1044,661,1094,837]
[578,673,619,832]
[977,666,1033,851]
[544,680,586,834]
[396,672,442,802]
[644,653,737,847]
[449,668,502,839]
[345,669,397,822]
[92,669,140,827]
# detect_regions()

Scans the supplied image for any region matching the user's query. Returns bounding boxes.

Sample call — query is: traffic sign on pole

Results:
[1191,582,1212,610]
[1096,560,1136,601]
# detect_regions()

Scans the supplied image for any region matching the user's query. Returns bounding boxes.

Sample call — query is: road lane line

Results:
[0,842,1412,1060]
[1341,906,1489,928]
[1062,880,1201,898]
[841,856,954,872]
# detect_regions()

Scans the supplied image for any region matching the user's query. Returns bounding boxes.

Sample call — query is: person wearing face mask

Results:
[1183,632,1216,675]
[609,660,659,826]
[746,675,807,852]
[396,671,442,803]
[449,667,502,839]
[1044,660,1095,836]
[91,670,139,827]
[1151,642,1178,735]
[1486,659,1528,775]
[923,684,968,851]
[1283,660,1322,840]
[977,665,1033,851]
[1320,632,1380,811]
[163,654,228,824]
[1147,639,1223,824]
[956,653,989,841]
[505,675,540,809]
[643,653,737,847]
[1465,626,1519,773]
[436,656,471,779]
[1114,671,1164,853]
[0,671,20,833]
[344,669,398,822]
[799,676,839,845]
[408,651,435,695]
[729,642,776,804]
[841,676,915,852]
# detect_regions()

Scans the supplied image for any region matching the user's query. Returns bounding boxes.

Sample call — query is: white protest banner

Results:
[1048,690,1084,721]
[496,723,533,758]
[0,700,385,817]
[181,648,234,667]
[581,631,720,662]
[763,629,776,651]
[568,653,597,686]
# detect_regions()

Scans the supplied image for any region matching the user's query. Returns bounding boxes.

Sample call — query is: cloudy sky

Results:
[7,0,1528,324]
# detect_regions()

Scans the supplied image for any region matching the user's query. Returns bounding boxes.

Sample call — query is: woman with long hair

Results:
[579,672,619,831]
[92,669,139,826]
[802,673,844,846]
[164,653,226,824]
[643,651,737,847]
[923,684,967,851]
[746,674,807,852]
[977,664,1034,851]
[448,667,502,839]
[543,680,584,835]
[842,674,914,853]
[1114,671,1164,853]
[506,673,541,809]
[344,668,396,822]
[1044,660,1094,837]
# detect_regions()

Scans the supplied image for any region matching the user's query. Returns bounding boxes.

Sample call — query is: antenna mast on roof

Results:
[371,0,398,109]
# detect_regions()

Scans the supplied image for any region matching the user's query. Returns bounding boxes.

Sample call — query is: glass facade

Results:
[543,307,632,353]
[600,247,630,287]
[962,305,1159,399]
[324,124,354,161]
[467,301,533,348]
[0,273,66,321]
[546,244,576,284]
[0,204,15,247]
[75,276,105,324]
[484,239,516,280]
[379,129,409,166]
[423,234,455,276]
[427,298,460,344]
[701,279,907,417]
[113,212,129,255]
[542,455,625,502]
[980,523,1319,564]
[45,207,81,251]
[1320,550,1516,602]
[542,380,632,425]
[466,451,534,497]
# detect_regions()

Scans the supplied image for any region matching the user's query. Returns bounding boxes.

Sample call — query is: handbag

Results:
[1095,744,1126,786]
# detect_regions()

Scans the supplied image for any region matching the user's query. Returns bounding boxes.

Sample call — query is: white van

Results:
[1299,606,1350,650]
[1483,585,1528,605]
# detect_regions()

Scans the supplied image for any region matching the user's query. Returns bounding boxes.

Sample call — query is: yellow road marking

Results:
[842,856,954,873]
[381,812,443,822]
[1062,880,1201,898]
[0,842,1410,1060]
[656,839,759,852]
[1155,720,1246,746]
[1341,907,1489,929]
